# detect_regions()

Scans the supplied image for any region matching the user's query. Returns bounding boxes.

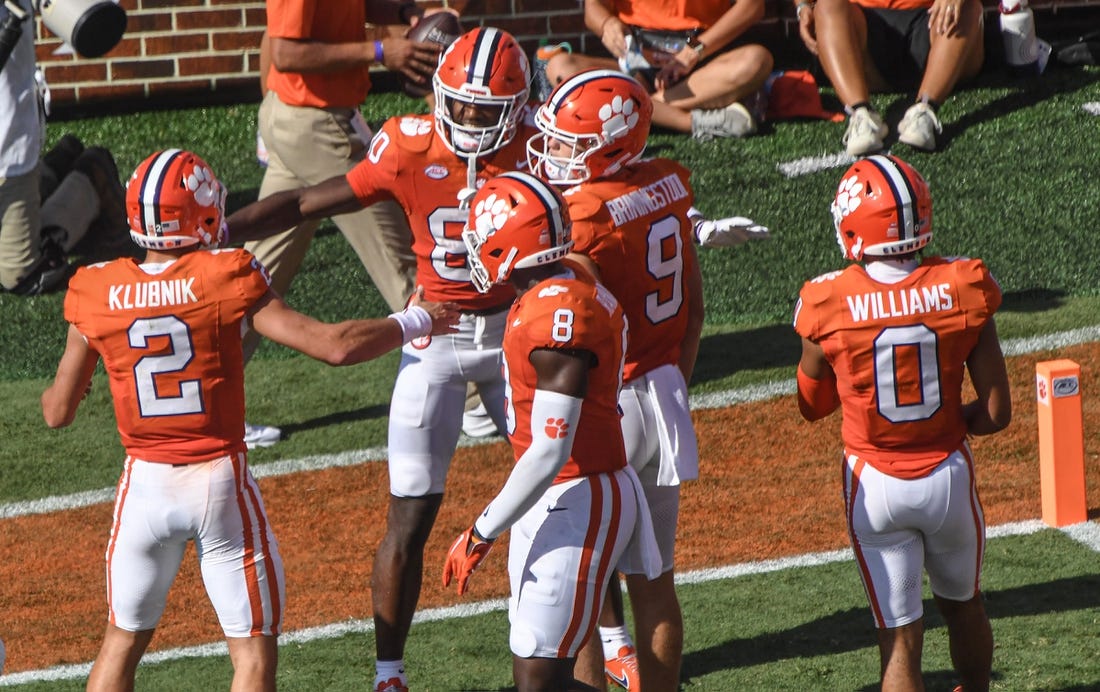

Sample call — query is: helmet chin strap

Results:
[457,154,479,210]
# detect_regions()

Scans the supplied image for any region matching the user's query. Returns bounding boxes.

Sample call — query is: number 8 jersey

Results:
[502,268,629,482]
[792,256,1001,478]
[63,249,271,463]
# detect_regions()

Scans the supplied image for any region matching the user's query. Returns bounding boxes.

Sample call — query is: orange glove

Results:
[442,525,494,595]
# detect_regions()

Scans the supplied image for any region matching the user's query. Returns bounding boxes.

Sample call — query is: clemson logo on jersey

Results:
[544,417,570,440]
[399,117,433,137]
[537,285,569,298]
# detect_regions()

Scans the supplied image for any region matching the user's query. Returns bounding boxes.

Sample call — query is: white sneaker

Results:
[897,102,942,151]
[244,422,281,449]
[842,106,888,157]
[461,402,500,438]
[690,102,757,141]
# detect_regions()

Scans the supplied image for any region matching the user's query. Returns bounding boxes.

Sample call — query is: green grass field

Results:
[2,62,1099,689]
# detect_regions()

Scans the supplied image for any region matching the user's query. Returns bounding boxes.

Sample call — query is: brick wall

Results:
[34,0,1100,111]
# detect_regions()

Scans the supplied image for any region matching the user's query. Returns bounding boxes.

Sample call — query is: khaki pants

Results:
[246,91,417,317]
[0,165,97,290]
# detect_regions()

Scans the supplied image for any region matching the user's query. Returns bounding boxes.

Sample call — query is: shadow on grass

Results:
[692,324,802,387]
[276,402,390,439]
[682,572,1100,683]
[1000,287,1067,313]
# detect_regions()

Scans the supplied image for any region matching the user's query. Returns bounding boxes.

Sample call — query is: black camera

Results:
[36,0,126,58]
[1,0,126,74]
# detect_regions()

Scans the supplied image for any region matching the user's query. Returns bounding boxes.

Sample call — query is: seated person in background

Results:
[795,0,984,155]
[1,0,126,295]
[541,0,774,141]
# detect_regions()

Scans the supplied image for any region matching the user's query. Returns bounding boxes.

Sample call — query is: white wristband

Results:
[388,305,432,344]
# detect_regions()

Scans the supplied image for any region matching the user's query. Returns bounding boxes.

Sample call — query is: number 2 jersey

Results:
[793,257,1002,478]
[345,110,537,311]
[63,249,271,463]
[565,158,696,382]
[503,267,629,482]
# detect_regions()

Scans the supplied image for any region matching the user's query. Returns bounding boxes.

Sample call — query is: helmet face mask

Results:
[463,172,573,293]
[126,149,227,251]
[527,69,652,185]
[432,27,530,159]
[831,155,932,261]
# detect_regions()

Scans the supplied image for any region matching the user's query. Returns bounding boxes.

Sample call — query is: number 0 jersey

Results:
[503,267,628,482]
[566,158,696,382]
[63,250,271,463]
[793,257,1001,478]
[345,110,538,311]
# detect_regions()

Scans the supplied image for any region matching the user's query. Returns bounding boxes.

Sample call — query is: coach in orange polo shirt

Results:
[245,0,441,347]
[795,0,984,155]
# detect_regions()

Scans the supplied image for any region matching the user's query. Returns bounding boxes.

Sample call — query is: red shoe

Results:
[374,677,408,692]
[604,645,640,690]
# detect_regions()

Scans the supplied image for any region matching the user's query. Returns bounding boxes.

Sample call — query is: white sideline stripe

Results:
[0,521,1063,686]
[3,325,1098,521]
[777,151,855,178]
[1060,520,1100,551]
[1083,102,1100,116]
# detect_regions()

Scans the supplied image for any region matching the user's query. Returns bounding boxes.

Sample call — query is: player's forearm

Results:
[474,390,582,539]
[226,191,308,245]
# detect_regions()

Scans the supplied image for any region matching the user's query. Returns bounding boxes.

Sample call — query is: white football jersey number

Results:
[873,324,942,422]
[645,215,684,324]
[426,206,472,282]
[129,315,204,417]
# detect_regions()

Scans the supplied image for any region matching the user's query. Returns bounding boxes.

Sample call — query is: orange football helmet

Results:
[528,69,652,185]
[463,172,573,293]
[433,27,530,158]
[126,149,227,250]
[831,155,932,261]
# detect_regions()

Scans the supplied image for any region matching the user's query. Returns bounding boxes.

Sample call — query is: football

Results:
[403,11,463,97]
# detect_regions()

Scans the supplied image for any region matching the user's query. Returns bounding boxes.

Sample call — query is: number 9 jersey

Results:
[63,249,271,463]
[792,256,1001,478]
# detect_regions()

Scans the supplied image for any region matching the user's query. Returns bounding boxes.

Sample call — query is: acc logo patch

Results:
[1053,375,1080,398]
[425,164,449,180]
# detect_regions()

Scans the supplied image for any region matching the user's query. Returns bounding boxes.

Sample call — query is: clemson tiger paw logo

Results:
[544,417,570,439]
[473,193,511,234]
[833,175,864,219]
[187,166,219,207]
[599,95,639,140]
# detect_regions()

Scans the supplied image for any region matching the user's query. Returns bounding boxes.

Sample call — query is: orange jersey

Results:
[793,257,1001,478]
[566,159,697,382]
[503,268,628,482]
[345,111,539,310]
[63,250,271,463]
[614,0,731,30]
[266,0,371,108]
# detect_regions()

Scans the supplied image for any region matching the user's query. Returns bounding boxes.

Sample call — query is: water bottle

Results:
[999,0,1051,75]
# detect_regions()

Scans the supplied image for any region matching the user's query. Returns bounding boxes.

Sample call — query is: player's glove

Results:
[693,216,771,248]
[442,525,495,595]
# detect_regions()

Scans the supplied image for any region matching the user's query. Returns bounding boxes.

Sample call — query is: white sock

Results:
[599,625,632,659]
[375,659,406,685]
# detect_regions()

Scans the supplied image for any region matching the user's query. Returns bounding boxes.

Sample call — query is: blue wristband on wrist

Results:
[373,40,384,64]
